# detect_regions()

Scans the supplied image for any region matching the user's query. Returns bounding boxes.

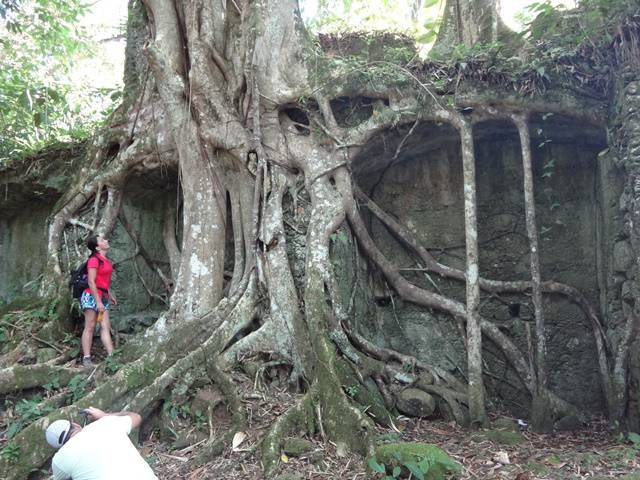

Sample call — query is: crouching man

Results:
[45,407,158,479]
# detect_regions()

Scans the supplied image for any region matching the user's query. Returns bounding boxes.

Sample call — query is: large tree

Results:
[1,0,639,477]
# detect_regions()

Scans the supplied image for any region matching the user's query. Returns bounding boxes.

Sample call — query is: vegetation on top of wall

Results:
[307,1,638,104]
[0,0,120,166]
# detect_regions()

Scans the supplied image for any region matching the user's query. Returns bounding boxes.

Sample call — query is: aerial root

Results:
[0,364,79,395]
[260,386,317,478]
[193,358,247,464]
[333,323,470,425]
[356,186,612,404]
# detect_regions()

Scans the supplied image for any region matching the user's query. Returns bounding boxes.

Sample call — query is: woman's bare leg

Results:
[100,311,114,355]
[82,309,97,358]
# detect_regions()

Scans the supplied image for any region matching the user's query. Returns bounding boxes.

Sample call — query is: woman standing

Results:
[80,235,116,367]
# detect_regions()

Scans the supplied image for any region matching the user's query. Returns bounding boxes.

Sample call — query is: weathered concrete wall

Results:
[0,206,49,300]
[353,117,613,415]
[610,64,640,430]
[0,166,176,333]
[104,173,175,330]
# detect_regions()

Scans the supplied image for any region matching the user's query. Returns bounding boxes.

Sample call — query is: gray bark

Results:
[512,113,552,432]
[458,119,486,428]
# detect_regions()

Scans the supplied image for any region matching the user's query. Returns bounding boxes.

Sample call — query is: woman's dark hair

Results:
[87,235,99,257]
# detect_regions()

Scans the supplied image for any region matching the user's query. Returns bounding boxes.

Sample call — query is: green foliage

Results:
[376,431,404,444]
[522,0,636,50]
[193,409,207,430]
[4,395,54,440]
[43,376,61,393]
[66,373,89,402]
[344,384,359,398]
[0,0,120,164]
[0,443,20,463]
[302,0,442,53]
[162,399,191,421]
[368,442,461,480]
[618,431,640,450]
[62,332,80,358]
[105,349,123,375]
[628,432,640,445]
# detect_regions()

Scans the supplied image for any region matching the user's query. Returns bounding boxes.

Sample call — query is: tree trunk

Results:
[458,119,487,428]
[432,0,519,57]
[512,113,553,432]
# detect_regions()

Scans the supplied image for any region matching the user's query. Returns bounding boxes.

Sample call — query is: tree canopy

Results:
[0,0,123,163]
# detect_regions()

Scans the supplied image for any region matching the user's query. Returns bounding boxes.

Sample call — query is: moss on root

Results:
[262,389,318,477]
[334,358,395,426]
[369,442,461,480]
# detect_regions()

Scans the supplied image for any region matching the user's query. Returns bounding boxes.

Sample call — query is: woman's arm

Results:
[87,268,104,312]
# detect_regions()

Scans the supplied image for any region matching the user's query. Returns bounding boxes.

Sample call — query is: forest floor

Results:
[143,381,640,480]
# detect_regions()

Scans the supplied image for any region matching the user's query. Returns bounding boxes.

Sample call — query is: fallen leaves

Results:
[231,431,247,451]
[493,451,510,465]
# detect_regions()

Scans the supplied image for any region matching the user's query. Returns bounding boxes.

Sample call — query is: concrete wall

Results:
[354,118,612,415]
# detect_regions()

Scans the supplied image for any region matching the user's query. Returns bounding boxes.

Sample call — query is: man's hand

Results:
[83,407,106,421]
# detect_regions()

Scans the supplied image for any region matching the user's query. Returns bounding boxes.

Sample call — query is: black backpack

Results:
[68,256,102,299]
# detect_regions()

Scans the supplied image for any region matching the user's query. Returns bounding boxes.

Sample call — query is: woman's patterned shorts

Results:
[79,291,110,312]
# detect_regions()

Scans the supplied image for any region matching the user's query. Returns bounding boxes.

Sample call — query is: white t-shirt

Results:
[52,416,157,480]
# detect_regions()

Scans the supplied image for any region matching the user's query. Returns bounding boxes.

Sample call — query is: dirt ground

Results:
[144,387,640,480]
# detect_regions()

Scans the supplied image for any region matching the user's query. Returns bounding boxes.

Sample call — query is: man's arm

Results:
[52,461,71,480]
[83,407,142,429]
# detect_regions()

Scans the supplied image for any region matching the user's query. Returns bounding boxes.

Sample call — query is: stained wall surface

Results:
[355,118,611,414]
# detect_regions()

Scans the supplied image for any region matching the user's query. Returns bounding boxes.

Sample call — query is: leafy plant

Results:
[626,431,640,450]
[5,396,54,439]
[43,376,61,393]
[0,443,20,463]
[368,444,461,480]
[162,400,191,421]
[62,332,80,358]
[193,409,207,429]
[376,431,403,444]
[105,349,123,375]
[0,0,122,163]
[344,384,359,397]
[66,373,89,402]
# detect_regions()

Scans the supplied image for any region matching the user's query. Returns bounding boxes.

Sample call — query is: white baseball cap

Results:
[45,419,72,448]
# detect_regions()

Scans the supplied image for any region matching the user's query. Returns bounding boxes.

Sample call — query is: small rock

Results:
[171,430,207,449]
[283,437,313,457]
[491,418,519,432]
[190,386,222,413]
[242,361,260,379]
[36,347,58,363]
[613,241,634,272]
[115,312,158,333]
[396,388,436,417]
[483,429,526,445]
[273,474,303,480]
[555,415,582,432]
[414,371,435,390]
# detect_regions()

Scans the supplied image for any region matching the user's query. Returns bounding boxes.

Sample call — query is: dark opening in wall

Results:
[329,96,376,128]
[282,106,311,135]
